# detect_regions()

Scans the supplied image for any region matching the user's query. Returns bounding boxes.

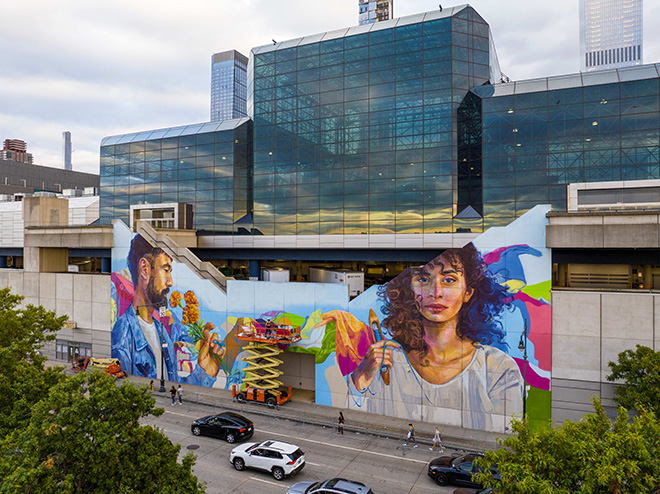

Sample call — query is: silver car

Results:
[287,478,374,494]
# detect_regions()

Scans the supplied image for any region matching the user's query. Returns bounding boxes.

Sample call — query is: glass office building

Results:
[211,50,249,121]
[99,119,252,233]
[580,0,643,72]
[99,5,660,254]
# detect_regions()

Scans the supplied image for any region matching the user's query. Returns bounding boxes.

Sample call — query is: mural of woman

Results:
[343,243,523,431]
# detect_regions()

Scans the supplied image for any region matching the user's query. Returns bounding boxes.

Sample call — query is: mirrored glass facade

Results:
[251,7,493,235]
[99,120,252,234]
[473,72,660,230]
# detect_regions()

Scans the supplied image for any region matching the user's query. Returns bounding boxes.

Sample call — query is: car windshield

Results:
[306,482,322,493]
[246,444,258,452]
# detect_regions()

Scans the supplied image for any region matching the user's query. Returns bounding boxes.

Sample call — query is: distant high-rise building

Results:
[359,0,393,25]
[211,50,248,122]
[580,0,643,72]
[63,131,72,171]
[1,139,33,164]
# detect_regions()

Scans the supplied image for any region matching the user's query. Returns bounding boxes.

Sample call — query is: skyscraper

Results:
[358,0,393,25]
[211,50,248,122]
[63,131,72,170]
[580,0,643,72]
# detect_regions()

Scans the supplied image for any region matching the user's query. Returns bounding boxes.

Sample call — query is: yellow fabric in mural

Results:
[301,310,323,340]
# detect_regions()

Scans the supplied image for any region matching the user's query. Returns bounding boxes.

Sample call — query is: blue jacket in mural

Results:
[111,305,215,387]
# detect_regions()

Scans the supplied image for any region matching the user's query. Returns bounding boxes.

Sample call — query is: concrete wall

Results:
[0,269,112,360]
[552,288,660,422]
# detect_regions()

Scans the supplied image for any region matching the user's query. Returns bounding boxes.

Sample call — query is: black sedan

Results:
[428,453,499,488]
[191,412,254,443]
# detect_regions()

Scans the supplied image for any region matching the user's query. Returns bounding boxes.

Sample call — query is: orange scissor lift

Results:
[231,320,301,408]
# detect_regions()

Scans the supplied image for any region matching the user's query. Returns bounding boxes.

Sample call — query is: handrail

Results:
[135,220,234,293]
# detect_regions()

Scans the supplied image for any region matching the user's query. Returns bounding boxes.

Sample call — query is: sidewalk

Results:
[125,373,507,453]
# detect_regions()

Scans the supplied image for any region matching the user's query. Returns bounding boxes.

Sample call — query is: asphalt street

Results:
[144,393,460,494]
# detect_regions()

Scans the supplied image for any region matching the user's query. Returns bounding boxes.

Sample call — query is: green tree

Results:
[474,398,660,493]
[0,287,67,438]
[0,371,206,494]
[607,344,660,417]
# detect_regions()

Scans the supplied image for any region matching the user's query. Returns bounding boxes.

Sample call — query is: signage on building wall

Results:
[63,321,77,329]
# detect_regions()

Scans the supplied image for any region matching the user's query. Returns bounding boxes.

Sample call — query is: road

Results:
[144,394,461,494]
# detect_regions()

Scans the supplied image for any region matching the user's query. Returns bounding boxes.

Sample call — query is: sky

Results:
[1,0,659,175]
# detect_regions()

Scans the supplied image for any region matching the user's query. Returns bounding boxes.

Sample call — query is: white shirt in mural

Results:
[346,344,523,432]
[138,316,162,380]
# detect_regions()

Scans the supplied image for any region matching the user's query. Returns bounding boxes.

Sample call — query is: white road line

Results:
[255,429,427,464]
[249,477,287,488]
[306,461,321,466]
[162,410,426,465]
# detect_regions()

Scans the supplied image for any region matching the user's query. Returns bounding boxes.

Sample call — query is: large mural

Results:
[111,205,551,432]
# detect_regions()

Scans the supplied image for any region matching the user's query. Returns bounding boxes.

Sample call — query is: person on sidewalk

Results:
[338,411,345,435]
[430,427,444,452]
[406,423,417,447]
[170,385,177,405]
[177,384,183,405]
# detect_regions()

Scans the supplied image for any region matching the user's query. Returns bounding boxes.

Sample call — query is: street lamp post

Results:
[158,304,167,393]
[518,320,528,420]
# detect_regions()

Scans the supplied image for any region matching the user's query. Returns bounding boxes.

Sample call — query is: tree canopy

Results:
[0,287,206,493]
[0,287,67,438]
[0,371,206,494]
[607,344,660,418]
[474,398,660,494]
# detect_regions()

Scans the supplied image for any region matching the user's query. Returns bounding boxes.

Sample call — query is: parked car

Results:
[230,440,305,480]
[287,478,374,494]
[428,453,499,488]
[190,412,253,443]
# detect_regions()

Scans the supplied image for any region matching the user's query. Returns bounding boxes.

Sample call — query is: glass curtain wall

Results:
[475,76,660,228]
[100,121,252,233]
[251,7,493,235]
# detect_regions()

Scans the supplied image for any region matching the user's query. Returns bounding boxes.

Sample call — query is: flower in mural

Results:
[169,291,182,308]
[168,289,231,377]
[184,290,199,306]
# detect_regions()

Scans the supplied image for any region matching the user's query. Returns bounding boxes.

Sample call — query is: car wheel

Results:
[266,396,277,408]
[226,433,236,444]
[233,458,245,471]
[237,392,247,403]
[272,467,284,481]
[434,473,449,486]
[192,426,202,436]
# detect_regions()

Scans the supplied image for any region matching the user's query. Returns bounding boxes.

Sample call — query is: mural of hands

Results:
[352,339,401,390]
[197,322,228,378]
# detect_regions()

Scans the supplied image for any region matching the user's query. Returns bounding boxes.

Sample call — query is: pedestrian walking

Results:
[177,384,183,405]
[170,385,176,405]
[430,427,444,452]
[338,411,345,435]
[406,423,417,447]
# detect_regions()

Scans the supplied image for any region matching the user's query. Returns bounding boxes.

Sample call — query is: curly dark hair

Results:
[127,234,167,286]
[378,243,509,363]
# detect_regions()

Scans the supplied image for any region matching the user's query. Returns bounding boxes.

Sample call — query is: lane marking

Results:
[249,477,287,488]
[161,410,426,464]
[255,429,427,464]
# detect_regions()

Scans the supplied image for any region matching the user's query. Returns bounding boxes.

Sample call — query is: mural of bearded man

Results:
[111,234,224,386]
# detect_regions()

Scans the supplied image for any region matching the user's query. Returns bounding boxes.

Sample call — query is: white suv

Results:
[230,440,305,480]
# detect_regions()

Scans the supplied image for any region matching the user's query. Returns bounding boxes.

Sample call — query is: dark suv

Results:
[190,412,254,443]
[286,478,374,494]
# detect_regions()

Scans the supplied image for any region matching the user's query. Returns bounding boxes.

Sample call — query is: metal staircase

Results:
[129,219,234,293]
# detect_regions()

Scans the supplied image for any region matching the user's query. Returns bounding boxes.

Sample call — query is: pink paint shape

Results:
[515,358,550,391]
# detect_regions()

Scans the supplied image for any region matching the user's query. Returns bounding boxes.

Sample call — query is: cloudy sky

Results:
[2,0,659,175]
